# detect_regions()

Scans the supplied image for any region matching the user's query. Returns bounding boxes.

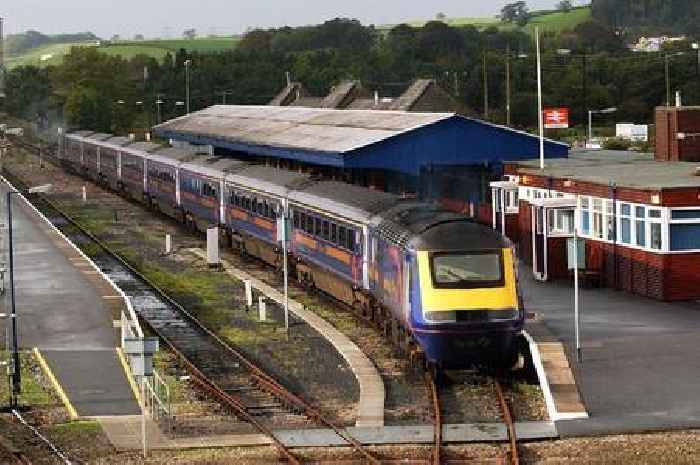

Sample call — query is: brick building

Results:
[494,150,700,301]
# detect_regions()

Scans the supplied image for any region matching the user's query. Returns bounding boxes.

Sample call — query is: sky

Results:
[2,0,587,39]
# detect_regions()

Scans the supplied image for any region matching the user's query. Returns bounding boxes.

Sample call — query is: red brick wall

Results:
[655,107,700,162]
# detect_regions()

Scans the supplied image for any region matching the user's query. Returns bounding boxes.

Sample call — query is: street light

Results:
[184,60,192,114]
[665,51,685,107]
[4,183,52,407]
[588,107,618,148]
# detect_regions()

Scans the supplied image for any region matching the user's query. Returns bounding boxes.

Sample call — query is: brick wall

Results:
[655,107,700,162]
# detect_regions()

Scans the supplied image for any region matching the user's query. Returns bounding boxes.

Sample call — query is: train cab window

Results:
[331,224,337,243]
[431,251,504,289]
[322,221,330,240]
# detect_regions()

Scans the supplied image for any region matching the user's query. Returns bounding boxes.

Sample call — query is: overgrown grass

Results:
[0,351,55,407]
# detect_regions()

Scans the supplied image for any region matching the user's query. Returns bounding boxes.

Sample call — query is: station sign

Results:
[544,108,570,129]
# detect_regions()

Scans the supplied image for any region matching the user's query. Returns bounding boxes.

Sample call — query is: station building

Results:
[154,105,569,218]
[491,112,700,301]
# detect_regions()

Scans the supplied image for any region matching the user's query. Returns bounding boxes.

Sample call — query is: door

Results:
[532,205,546,280]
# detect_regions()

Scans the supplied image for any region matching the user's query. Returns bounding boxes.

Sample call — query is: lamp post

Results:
[665,52,685,106]
[184,60,192,114]
[5,183,52,407]
[155,95,164,125]
[587,107,618,148]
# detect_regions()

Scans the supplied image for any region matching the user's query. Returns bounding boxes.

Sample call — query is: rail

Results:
[495,379,519,465]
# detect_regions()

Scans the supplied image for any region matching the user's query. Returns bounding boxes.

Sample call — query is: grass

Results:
[383,6,591,35]
[5,42,93,69]
[0,351,56,407]
[7,36,239,70]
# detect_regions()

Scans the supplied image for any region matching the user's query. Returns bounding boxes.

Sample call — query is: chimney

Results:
[374,90,379,107]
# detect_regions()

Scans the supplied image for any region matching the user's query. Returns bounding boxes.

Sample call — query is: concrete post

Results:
[82,185,87,203]
[165,234,172,255]
[206,227,219,267]
[258,296,266,321]
[245,280,253,307]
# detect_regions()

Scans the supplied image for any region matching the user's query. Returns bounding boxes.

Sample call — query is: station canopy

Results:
[154,105,569,175]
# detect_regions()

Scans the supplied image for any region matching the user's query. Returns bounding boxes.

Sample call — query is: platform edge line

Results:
[522,331,559,422]
[33,347,79,420]
[116,347,143,409]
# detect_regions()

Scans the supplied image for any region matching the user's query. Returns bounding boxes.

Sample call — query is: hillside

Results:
[6,36,240,69]
[386,6,591,34]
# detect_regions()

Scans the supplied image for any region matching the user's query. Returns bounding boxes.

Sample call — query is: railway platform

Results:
[521,265,700,436]
[0,179,140,417]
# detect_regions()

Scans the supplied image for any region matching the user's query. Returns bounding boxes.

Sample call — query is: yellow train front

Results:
[372,211,525,370]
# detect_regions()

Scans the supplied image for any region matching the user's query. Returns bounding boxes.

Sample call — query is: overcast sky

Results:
[2,1,590,38]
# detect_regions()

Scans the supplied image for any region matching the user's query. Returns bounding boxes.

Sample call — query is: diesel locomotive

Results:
[60,131,525,370]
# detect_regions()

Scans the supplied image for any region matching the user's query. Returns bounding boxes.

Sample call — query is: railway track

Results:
[2,160,379,465]
[9,138,528,464]
[425,374,520,465]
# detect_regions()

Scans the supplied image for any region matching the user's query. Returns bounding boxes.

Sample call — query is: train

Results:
[59,130,526,371]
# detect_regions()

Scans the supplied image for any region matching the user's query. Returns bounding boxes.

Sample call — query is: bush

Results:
[602,137,632,150]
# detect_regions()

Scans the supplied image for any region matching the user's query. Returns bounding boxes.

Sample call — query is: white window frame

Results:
[667,207,700,253]
[575,195,673,253]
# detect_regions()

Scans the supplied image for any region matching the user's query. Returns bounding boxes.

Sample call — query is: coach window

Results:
[322,221,330,240]
[330,223,337,243]
[315,217,323,237]
[338,227,347,249]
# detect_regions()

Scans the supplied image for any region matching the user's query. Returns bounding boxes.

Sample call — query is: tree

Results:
[558,0,573,11]
[500,2,529,25]
[183,29,197,39]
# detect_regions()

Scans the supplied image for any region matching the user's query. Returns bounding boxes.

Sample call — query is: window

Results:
[431,252,504,289]
[605,200,615,241]
[672,210,700,220]
[549,209,574,235]
[580,197,590,236]
[331,223,337,243]
[650,223,662,250]
[293,211,300,229]
[338,227,347,248]
[593,199,604,239]
[670,224,700,250]
[315,218,323,237]
[322,221,330,240]
[635,206,646,247]
[620,203,632,244]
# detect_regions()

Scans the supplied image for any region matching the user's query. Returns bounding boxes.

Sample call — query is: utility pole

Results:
[665,53,671,107]
[0,17,6,99]
[506,45,511,127]
[536,27,544,170]
[483,52,489,120]
[581,54,588,128]
[184,59,192,114]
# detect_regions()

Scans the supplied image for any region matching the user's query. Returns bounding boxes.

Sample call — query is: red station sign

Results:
[543,107,570,129]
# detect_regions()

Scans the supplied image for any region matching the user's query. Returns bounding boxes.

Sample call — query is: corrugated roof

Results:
[154,105,454,154]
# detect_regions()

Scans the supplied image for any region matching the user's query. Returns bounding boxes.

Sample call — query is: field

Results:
[5,42,93,68]
[386,6,591,34]
[6,36,239,69]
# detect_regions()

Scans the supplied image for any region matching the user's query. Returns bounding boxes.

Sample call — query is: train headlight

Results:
[424,311,456,323]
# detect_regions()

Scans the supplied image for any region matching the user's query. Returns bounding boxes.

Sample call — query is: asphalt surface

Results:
[0,181,139,416]
[520,263,700,436]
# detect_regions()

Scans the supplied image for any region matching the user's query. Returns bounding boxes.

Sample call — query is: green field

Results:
[385,6,591,34]
[6,42,93,69]
[7,36,239,69]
